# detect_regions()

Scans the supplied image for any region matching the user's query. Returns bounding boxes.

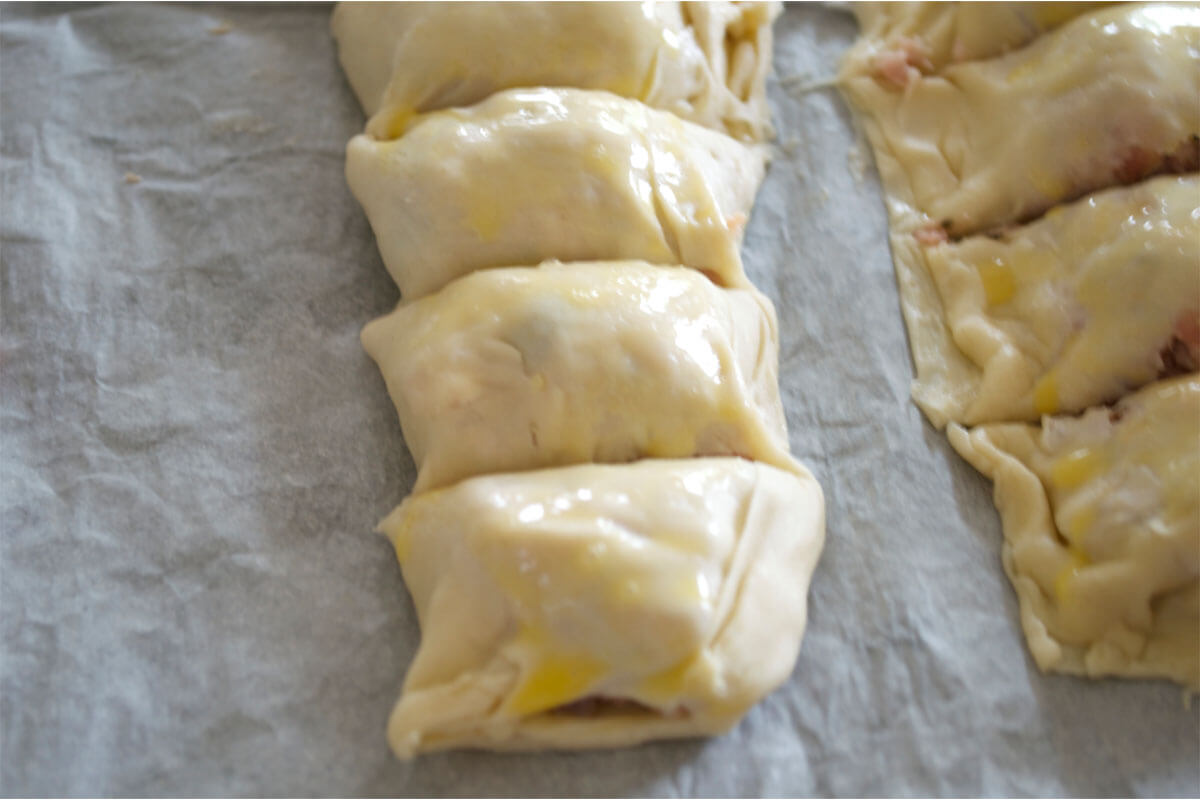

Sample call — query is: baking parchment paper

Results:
[1,3,1197,796]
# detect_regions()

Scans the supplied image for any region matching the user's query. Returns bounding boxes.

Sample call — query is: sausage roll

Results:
[949,375,1199,688]
[378,457,826,756]
[331,1,779,142]
[899,175,1199,427]
[842,3,1200,238]
[361,260,794,493]
[346,88,767,300]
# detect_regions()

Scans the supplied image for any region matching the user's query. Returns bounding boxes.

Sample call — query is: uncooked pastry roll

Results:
[898,175,1200,428]
[346,87,767,300]
[841,2,1108,80]
[842,3,1200,238]
[377,457,826,756]
[331,1,779,142]
[361,260,794,493]
[949,375,1200,688]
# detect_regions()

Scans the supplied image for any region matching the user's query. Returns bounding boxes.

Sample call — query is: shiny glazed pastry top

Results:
[332,1,780,142]
[378,457,826,757]
[346,88,767,300]
[842,2,1109,78]
[361,260,794,493]
[841,3,1200,238]
[905,175,1199,427]
[949,375,1200,688]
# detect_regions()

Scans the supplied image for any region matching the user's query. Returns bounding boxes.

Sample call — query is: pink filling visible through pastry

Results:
[872,36,934,89]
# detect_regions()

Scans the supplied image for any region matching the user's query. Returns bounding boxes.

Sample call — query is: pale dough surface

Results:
[841,3,1200,238]
[841,2,1108,78]
[377,457,825,757]
[902,175,1200,427]
[331,1,779,142]
[949,375,1200,689]
[361,260,793,493]
[346,87,767,300]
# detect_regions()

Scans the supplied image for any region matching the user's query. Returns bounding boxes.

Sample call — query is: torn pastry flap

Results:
[376,457,825,757]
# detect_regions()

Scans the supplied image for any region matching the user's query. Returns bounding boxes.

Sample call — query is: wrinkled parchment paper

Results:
[2,4,1197,796]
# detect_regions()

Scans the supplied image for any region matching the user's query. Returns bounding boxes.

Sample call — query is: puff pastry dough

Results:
[901,174,1200,428]
[361,260,794,493]
[378,457,825,756]
[346,87,767,300]
[331,1,779,142]
[842,3,1200,238]
[949,376,1199,688]
[842,2,1108,80]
